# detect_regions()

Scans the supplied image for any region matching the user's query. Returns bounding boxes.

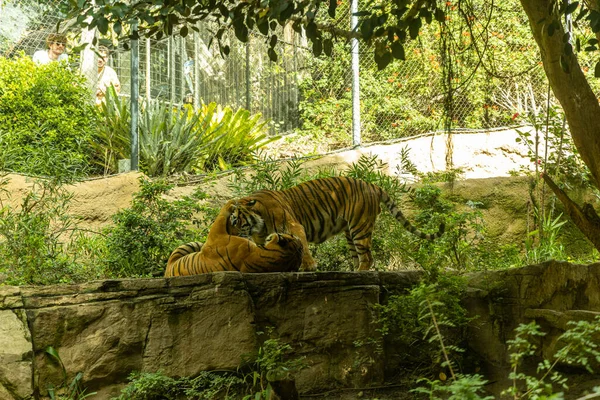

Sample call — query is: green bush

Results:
[102,177,209,277]
[376,275,471,377]
[93,96,276,176]
[0,178,105,285]
[0,55,96,177]
[91,86,131,175]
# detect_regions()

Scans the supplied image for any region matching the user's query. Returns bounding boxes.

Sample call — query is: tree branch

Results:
[541,172,600,250]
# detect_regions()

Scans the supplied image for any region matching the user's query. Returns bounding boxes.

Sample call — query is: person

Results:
[32,33,69,65]
[96,45,121,105]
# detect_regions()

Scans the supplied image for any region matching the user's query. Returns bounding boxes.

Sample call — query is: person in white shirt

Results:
[96,45,121,105]
[32,33,69,65]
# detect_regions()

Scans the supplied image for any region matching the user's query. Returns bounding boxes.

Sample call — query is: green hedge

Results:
[0,55,96,177]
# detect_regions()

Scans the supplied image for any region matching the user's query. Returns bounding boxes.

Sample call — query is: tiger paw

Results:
[299,259,317,272]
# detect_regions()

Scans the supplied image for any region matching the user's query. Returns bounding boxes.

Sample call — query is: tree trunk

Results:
[520,0,600,251]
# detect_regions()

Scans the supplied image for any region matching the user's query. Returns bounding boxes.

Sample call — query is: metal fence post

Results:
[130,21,139,171]
[351,0,361,147]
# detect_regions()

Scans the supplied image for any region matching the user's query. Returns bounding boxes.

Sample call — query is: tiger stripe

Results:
[232,177,444,271]
[165,201,304,277]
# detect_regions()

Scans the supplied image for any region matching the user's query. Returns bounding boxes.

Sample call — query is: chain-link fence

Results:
[2,0,599,149]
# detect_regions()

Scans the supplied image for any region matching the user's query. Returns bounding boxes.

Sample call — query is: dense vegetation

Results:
[0,55,275,179]
[2,0,600,396]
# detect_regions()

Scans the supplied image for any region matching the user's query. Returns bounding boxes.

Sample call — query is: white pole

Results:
[350,0,361,147]
[79,0,97,101]
[145,38,151,104]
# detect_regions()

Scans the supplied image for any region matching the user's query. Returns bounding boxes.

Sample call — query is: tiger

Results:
[229,176,445,271]
[164,200,304,277]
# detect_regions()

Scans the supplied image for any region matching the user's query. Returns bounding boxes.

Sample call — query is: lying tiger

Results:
[164,200,304,277]
[229,176,445,271]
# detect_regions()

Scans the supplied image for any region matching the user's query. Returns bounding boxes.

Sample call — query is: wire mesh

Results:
[1,0,599,149]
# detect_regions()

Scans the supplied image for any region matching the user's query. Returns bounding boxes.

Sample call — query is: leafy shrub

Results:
[113,331,303,400]
[199,104,276,172]
[0,55,96,177]
[102,177,208,277]
[0,177,104,285]
[93,96,275,176]
[376,275,471,378]
[138,101,220,176]
[91,86,130,175]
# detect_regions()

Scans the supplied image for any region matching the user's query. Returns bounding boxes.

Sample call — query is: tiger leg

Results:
[350,231,374,271]
[344,229,359,269]
[289,221,316,271]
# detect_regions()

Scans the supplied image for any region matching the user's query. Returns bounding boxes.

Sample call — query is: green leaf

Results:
[375,51,392,70]
[328,0,337,18]
[234,23,249,43]
[595,61,600,78]
[268,48,278,62]
[323,38,333,56]
[313,39,322,57]
[575,7,588,21]
[434,8,445,22]
[408,18,421,39]
[306,21,317,39]
[391,41,405,60]
[564,1,579,15]
[180,25,188,37]
[97,16,109,35]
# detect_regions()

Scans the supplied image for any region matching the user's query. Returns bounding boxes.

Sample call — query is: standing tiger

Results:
[230,177,445,271]
[164,200,304,277]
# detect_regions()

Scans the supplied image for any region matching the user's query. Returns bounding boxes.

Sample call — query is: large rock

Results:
[0,263,599,399]
[0,307,32,400]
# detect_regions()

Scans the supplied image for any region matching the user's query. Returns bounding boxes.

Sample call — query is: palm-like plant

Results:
[92,86,130,175]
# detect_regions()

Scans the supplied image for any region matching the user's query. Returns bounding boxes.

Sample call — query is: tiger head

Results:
[263,233,304,271]
[229,198,265,238]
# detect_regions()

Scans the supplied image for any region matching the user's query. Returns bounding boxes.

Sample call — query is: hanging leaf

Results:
[268,47,278,62]
[306,21,318,39]
[595,60,600,78]
[434,8,445,22]
[180,25,189,37]
[408,18,421,39]
[257,19,269,35]
[218,4,228,18]
[328,0,337,18]
[313,38,323,57]
[374,50,392,70]
[391,41,405,60]
[97,16,109,34]
[576,7,589,21]
[323,38,333,56]
[233,22,249,42]
[564,1,579,15]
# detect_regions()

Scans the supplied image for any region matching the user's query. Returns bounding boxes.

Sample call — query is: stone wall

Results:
[1,262,599,399]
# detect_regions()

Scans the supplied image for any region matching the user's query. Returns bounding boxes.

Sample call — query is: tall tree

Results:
[68,0,600,250]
